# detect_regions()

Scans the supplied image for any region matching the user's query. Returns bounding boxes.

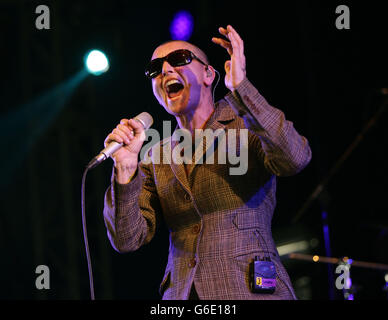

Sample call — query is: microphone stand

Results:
[292,90,388,299]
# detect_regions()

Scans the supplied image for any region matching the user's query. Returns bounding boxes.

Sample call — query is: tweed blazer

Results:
[103,78,312,300]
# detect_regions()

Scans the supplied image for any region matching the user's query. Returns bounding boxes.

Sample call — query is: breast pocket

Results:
[232,212,277,257]
[232,211,262,230]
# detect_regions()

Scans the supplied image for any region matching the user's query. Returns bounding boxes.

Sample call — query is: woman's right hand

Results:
[104,118,146,183]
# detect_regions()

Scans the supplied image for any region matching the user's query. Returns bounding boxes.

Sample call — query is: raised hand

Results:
[212,25,246,91]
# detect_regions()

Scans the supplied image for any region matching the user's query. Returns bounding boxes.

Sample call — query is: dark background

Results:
[0,0,387,300]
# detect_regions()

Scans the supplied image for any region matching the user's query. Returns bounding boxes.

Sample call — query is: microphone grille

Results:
[134,112,153,129]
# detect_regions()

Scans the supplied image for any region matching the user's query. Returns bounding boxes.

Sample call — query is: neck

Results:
[175,92,214,134]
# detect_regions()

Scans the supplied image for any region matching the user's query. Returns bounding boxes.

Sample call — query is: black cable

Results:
[254,229,272,260]
[81,165,95,300]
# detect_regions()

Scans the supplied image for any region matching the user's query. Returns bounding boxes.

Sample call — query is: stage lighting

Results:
[170,10,194,41]
[85,50,109,75]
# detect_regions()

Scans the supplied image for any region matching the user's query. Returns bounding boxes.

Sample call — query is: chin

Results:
[165,95,190,115]
[166,104,186,116]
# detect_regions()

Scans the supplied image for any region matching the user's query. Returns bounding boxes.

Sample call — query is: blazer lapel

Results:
[163,136,192,194]
[165,100,237,191]
[187,100,237,177]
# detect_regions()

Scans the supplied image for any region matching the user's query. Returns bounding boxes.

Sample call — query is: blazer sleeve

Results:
[103,159,162,253]
[224,77,312,177]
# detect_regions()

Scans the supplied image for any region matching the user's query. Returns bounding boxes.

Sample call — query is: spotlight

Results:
[85,50,109,76]
[170,10,194,41]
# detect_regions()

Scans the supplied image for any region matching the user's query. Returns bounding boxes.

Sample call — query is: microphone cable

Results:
[81,164,95,300]
[80,111,152,300]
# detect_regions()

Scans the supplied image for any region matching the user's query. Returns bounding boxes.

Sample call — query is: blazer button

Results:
[192,224,200,234]
[188,258,196,268]
[184,193,191,201]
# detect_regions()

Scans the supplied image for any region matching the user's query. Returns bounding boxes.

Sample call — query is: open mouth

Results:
[165,79,184,99]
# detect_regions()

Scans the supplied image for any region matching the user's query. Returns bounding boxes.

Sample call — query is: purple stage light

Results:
[170,10,194,41]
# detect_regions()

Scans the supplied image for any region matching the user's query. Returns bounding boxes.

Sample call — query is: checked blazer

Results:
[103,78,312,300]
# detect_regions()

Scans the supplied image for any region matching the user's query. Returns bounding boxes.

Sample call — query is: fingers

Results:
[105,128,130,146]
[128,118,144,135]
[228,31,240,60]
[104,131,126,147]
[104,118,144,147]
[218,26,228,38]
[211,37,232,55]
[230,26,244,59]
[212,26,232,54]
[213,25,244,59]
[227,25,243,46]
[227,26,244,60]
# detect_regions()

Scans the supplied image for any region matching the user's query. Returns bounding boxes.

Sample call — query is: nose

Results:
[161,60,175,76]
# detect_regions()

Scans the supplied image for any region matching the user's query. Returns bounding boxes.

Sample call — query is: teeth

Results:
[165,79,181,87]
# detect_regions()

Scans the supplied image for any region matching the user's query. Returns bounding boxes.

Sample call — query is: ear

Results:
[203,65,216,87]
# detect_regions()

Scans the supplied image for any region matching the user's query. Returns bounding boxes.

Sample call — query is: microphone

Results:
[87,112,153,169]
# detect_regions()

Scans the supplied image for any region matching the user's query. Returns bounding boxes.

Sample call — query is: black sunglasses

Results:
[145,49,208,79]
